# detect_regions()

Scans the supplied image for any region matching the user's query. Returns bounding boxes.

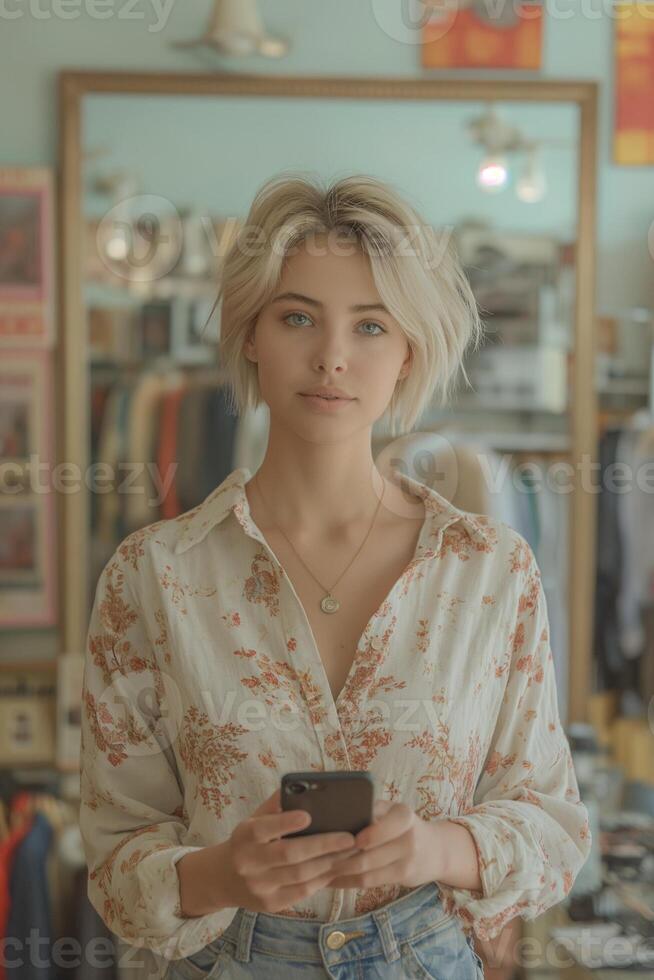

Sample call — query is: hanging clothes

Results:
[591,409,654,711]
[0,807,34,980]
[610,412,654,709]
[533,463,570,725]
[196,385,239,503]
[6,810,55,980]
[594,429,629,691]
[123,371,171,534]
[90,384,112,531]
[615,426,648,661]
[157,386,186,520]
[175,384,213,513]
[95,384,131,548]
[92,365,268,537]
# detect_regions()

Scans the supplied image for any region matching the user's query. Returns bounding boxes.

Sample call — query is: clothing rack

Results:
[0,770,78,844]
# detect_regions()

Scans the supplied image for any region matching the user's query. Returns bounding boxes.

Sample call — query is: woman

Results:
[80,173,591,979]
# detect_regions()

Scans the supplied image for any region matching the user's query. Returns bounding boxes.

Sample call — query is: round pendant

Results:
[320,594,339,614]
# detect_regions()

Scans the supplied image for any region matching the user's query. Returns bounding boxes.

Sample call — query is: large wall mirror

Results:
[59,74,597,724]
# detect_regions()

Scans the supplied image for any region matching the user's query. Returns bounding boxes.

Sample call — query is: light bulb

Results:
[516,151,547,203]
[476,154,508,192]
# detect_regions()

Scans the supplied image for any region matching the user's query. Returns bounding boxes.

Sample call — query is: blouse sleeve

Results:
[79,544,238,961]
[436,538,592,942]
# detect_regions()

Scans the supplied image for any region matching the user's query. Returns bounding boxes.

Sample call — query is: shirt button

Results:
[326,930,346,950]
[370,638,383,651]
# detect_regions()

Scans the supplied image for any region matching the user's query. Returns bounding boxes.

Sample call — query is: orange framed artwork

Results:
[0,349,58,628]
[0,168,55,348]
[614,6,654,165]
[421,5,543,70]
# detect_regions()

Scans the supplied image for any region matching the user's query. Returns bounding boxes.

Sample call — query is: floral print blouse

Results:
[79,465,591,966]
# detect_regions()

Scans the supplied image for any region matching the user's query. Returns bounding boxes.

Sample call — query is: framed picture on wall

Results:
[0,669,56,766]
[421,1,544,70]
[0,349,57,628]
[0,167,55,348]
[614,7,654,165]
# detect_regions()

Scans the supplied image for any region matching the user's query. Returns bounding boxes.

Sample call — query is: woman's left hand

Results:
[326,800,445,890]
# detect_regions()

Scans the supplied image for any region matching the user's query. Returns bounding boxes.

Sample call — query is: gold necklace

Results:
[253,472,385,614]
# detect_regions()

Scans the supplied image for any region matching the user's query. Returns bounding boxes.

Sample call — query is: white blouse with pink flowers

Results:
[79,465,591,968]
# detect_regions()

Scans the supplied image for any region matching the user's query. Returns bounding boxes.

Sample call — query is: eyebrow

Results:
[271,291,389,314]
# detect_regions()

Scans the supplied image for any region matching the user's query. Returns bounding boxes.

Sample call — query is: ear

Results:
[398,346,413,381]
[243,326,258,363]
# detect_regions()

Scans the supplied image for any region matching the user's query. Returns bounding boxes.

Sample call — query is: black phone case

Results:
[281,770,374,838]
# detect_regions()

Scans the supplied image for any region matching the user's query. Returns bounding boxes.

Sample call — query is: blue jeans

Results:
[165,881,485,979]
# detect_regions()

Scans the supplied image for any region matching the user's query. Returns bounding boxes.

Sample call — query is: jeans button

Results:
[326,930,346,950]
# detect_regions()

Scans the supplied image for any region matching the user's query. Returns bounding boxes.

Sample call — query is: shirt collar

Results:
[173,466,494,556]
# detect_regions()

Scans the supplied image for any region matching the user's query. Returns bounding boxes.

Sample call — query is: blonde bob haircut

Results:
[211,171,483,437]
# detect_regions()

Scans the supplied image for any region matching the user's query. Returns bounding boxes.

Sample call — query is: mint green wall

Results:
[82,95,579,236]
[1,0,652,314]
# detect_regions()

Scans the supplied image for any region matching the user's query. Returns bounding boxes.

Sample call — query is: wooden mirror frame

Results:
[58,72,598,724]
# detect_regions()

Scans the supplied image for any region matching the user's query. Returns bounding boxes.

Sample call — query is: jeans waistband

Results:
[210,881,457,966]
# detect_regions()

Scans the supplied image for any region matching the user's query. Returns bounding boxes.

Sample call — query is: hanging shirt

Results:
[79,465,591,967]
[0,805,34,980]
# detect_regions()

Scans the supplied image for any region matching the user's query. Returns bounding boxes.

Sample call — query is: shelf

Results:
[597,378,650,396]
[85,275,218,301]
[90,355,218,371]
[0,660,58,673]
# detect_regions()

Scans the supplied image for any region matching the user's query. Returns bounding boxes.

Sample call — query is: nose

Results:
[311,330,348,374]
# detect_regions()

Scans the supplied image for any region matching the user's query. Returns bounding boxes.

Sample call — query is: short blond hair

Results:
[211,171,483,436]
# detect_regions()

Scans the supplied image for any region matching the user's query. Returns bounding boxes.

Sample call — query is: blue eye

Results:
[360,321,385,336]
[284,312,311,327]
[283,313,385,336]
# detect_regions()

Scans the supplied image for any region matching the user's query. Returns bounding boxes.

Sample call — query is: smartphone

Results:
[280,770,374,838]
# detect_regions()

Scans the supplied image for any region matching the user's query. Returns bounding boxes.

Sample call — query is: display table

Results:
[521,904,653,979]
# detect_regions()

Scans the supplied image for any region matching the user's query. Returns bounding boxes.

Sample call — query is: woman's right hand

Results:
[216,787,359,913]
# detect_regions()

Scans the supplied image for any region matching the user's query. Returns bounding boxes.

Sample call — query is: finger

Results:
[240,831,357,875]
[251,787,283,817]
[328,855,408,890]
[248,849,352,892]
[244,809,312,845]
[355,804,412,850]
[256,868,336,910]
[251,787,310,820]
[330,834,408,880]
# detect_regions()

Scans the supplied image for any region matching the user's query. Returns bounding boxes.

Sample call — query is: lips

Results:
[300,392,354,401]
[298,393,355,410]
[302,394,348,401]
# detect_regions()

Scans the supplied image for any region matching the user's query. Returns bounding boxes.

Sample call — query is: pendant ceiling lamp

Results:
[172,0,290,59]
